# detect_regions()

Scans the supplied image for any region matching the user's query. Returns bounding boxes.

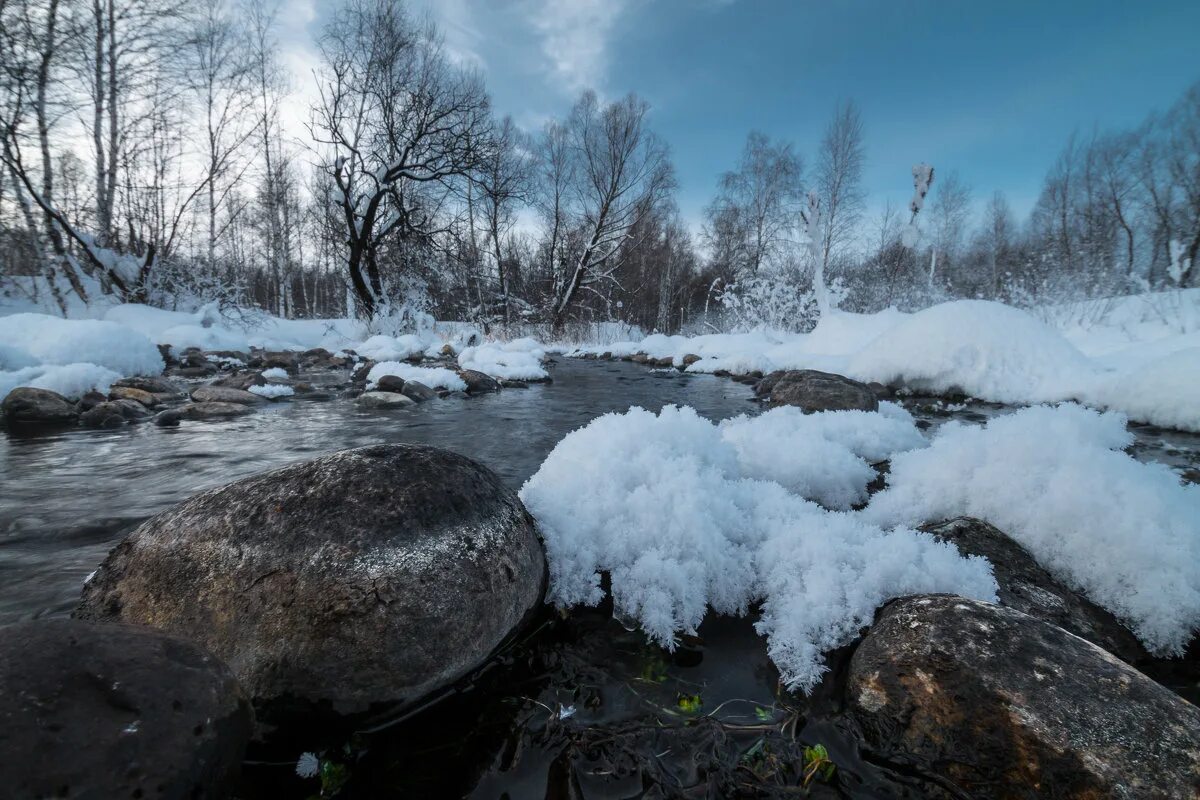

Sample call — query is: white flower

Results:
[296,752,320,779]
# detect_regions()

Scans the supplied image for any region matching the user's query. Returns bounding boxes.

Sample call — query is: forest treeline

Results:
[1,0,1197,333]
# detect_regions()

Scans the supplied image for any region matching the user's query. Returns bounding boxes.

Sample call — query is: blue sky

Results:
[282,0,1200,234]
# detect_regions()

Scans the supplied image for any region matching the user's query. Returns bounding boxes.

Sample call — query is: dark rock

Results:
[77,444,547,723]
[191,385,267,405]
[374,374,407,393]
[350,360,377,384]
[501,379,529,388]
[681,353,701,367]
[157,342,178,366]
[81,399,151,428]
[258,351,298,372]
[921,517,1147,662]
[112,376,184,396]
[458,369,500,394]
[652,357,674,368]
[866,381,892,399]
[401,380,437,403]
[766,369,879,413]
[847,595,1200,799]
[77,390,108,411]
[630,353,650,364]
[1,387,79,424]
[205,350,251,366]
[155,402,255,425]
[754,370,786,397]
[0,618,252,800]
[355,391,415,409]
[173,364,218,378]
[212,371,267,390]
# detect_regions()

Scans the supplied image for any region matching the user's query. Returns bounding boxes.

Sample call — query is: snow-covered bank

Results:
[520,402,1200,690]
[570,291,1200,432]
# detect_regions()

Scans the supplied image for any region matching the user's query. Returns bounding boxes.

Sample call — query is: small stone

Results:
[356,391,416,409]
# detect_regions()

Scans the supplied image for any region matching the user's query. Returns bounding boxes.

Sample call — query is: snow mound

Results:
[458,338,548,380]
[719,403,927,510]
[847,301,1095,404]
[366,361,466,392]
[0,313,163,401]
[260,367,289,380]
[1083,348,1200,432]
[356,334,429,362]
[862,404,1200,655]
[248,384,294,399]
[520,405,996,691]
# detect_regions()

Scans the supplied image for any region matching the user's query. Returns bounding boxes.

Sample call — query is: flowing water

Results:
[2,357,1197,798]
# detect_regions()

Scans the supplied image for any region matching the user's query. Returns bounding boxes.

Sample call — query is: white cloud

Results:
[428,0,487,70]
[527,0,627,94]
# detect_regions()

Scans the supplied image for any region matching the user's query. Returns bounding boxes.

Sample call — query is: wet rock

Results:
[81,399,151,428]
[77,444,547,725]
[921,517,1147,662]
[206,349,251,365]
[1,387,79,425]
[866,381,892,399]
[255,351,298,373]
[191,385,267,405]
[441,343,456,357]
[652,357,674,368]
[155,402,255,426]
[77,390,108,411]
[0,618,252,800]
[356,390,416,409]
[374,374,407,393]
[458,369,500,394]
[631,353,651,364]
[212,371,268,390]
[112,375,184,397]
[157,342,178,366]
[350,360,377,384]
[766,369,879,413]
[109,385,159,407]
[847,595,1200,799]
[681,353,701,367]
[173,364,218,378]
[401,380,437,403]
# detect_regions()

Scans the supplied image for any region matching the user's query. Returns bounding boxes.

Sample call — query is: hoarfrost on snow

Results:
[366,361,467,392]
[247,384,295,399]
[260,367,289,380]
[519,404,997,692]
[356,333,429,362]
[862,404,1200,656]
[458,338,548,381]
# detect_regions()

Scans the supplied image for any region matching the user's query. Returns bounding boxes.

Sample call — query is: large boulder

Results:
[921,517,1147,662]
[458,368,500,394]
[0,618,252,799]
[81,399,151,428]
[77,444,547,723]
[109,385,160,407]
[374,374,407,393]
[153,402,255,426]
[848,595,1200,799]
[190,385,267,405]
[1,387,79,425]
[763,369,878,412]
[401,380,437,403]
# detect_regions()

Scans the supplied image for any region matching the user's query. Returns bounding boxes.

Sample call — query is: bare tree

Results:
[814,100,865,279]
[928,170,972,287]
[475,114,530,323]
[311,0,491,320]
[979,190,1013,296]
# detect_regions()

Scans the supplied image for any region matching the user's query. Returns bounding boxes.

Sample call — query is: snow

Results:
[570,292,1200,432]
[260,367,289,380]
[862,404,1200,656]
[519,404,997,691]
[356,334,429,362]
[458,338,548,380]
[366,361,466,392]
[0,313,163,401]
[247,384,295,399]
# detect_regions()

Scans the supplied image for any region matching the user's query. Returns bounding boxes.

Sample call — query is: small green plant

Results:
[676,693,703,714]
[754,705,773,722]
[801,743,836,786]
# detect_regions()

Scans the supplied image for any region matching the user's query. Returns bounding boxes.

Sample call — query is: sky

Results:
[277,0,1200,236]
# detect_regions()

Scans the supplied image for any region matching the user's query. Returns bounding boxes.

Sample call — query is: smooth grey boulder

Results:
[0,618,252,800]
[154,402,255,426]
[77,444,547,723]
[356,390,415,409]
[761,369,878,412]
[458,368,500,394]
[848,595,1200,799]
[1,386,79,424]
[921,517,1147,662]
[81,399,151,428]
[212,372,268,390]
[191,385,267,405]
[401,380,437,402]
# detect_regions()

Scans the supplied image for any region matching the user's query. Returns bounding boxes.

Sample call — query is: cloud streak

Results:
[528,0,627,94]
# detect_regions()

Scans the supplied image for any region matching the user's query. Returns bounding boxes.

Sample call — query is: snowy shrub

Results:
[716,272,821,333]
[520,405,996,691]
[863,404,1200,655]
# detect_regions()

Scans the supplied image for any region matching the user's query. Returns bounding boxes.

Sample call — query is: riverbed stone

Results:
[401,380,437,402]
[921,517,1147,662]
[77,444,548,723]
[191,385,267,405]
[356,390,416,409]
[0,618,252,800]
[82,399,152,428]
[459,368,500,394]
[847,595,1200,799]
[154,402,255,426]
[374,374,407,393]
[112,375,184,397]
[213,371,268,390]
[1,386,79,425]
[77,390,108,411]
[764,369,879,412]
[109,385,159,407]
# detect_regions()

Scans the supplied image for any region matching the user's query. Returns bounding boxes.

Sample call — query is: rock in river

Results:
[81,399,151,428]
[154,402,255,426]
[373,374,407,393]
[77,444,547,724]
[356,390,415,409]
[760,369,879,413]
[847,595,1200,799]
[191,385,267,405]
[1,386,79,425]
[0,618,252,800]
[458,368,500,394]
[401,380,437,402]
